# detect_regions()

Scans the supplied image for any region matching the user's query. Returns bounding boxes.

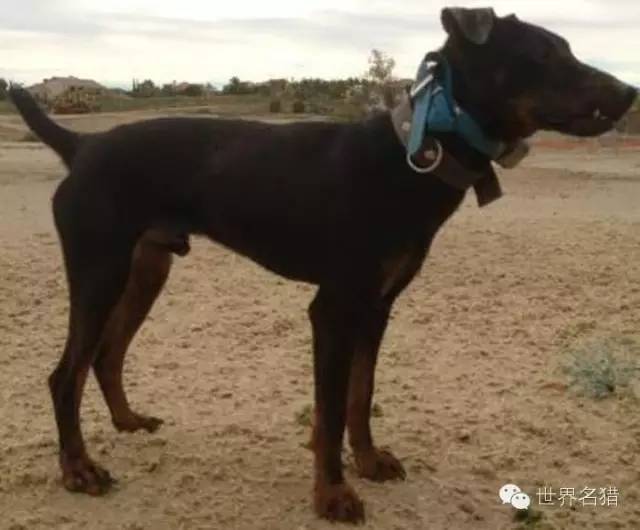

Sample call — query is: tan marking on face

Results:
[509,95,539,137]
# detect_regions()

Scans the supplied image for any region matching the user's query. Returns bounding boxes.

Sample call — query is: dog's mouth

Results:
[544,107,618,137]
[543,88,637,137]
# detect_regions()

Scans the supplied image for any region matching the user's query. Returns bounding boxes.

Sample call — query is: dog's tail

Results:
[9,86,80,167]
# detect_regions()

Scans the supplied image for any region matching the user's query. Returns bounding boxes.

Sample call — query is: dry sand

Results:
[1,112,640,529]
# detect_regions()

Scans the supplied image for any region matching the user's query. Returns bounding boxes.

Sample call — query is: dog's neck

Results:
[389,97,504,207]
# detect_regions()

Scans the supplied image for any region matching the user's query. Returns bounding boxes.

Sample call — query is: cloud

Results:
[102,10,442,51]
[1,0,639,87]
[1,0,103,35]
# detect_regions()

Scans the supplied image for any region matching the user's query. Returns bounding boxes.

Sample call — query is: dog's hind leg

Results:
[347,305,406,482]
[49,181,136,495]
[49,248,133,494]
[93,234,173,434]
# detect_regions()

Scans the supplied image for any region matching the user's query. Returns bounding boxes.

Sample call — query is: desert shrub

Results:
[294,404,313,427]
[562,335,640,399]
[269,99,282,113]
[181,84,204,97]
[131,79,160,98]
[223,76,258,95]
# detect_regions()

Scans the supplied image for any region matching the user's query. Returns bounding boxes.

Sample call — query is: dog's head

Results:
[440,7,637,142]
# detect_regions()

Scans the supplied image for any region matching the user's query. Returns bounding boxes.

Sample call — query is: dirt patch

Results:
[1,116,640,529]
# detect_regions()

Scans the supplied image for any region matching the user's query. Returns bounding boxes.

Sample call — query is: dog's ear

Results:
[441,7,496,45]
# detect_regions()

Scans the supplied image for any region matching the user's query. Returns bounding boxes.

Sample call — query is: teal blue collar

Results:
[408,53,506,162]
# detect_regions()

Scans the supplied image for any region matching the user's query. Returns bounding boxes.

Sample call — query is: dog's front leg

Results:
[347,305,406,482]
[308,288,365,524]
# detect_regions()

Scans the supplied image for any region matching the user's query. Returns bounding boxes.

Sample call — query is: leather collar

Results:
[391,97,504,207]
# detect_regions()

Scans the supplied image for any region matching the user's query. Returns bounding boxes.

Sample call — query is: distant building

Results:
[28,76,105,102]
[174,82,191,93]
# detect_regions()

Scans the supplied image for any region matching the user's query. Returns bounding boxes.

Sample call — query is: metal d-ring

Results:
[406,139,444,174]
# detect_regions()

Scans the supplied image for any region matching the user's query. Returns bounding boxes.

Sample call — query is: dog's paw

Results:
[114,413,164,434]
[314,482,365,524]
[355,447,406,482]
[61,453,115,496]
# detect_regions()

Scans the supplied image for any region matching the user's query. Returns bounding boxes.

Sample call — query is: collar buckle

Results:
[406,139,444,174]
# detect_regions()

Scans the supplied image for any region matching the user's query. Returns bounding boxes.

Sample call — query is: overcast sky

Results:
[2,0,639,89]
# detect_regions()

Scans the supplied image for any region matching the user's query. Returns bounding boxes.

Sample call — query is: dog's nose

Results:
[625,84,638,106]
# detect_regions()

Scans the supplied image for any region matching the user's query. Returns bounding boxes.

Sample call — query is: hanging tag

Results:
[495,140,530,169]
[473,165,503,207]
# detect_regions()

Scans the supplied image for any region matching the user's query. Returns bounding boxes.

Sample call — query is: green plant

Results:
[366,49,398,109]
[182,84,204,97]
[562,335,640,399]
[295,404,313,427]
[131,79,161,98]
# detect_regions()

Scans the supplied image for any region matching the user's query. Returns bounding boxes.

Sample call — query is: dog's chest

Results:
[379,249,425,299]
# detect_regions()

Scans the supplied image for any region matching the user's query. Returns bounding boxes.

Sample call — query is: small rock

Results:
[457,430,472,443]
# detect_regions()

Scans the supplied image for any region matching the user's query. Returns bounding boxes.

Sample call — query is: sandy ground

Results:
[1,112,640,530]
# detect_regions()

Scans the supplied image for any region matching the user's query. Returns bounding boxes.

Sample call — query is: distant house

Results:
[28,76,105,103]
[174,82,192,93]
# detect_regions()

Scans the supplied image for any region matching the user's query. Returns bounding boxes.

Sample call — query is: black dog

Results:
[9,7,636,524]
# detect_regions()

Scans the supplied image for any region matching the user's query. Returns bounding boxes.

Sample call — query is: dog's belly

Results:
[199,220,337,284]
[188,165,354,284]
[215,231,329,284]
